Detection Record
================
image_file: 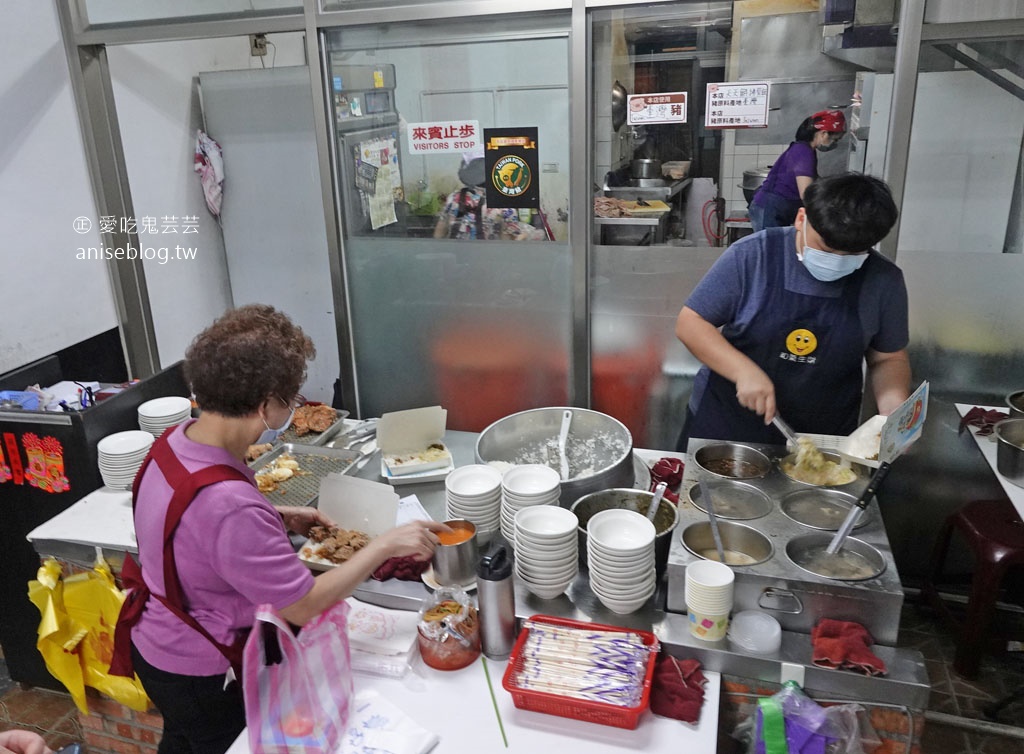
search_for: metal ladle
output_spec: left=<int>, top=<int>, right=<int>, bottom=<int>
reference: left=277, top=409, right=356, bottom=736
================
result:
left=697, top=480, right=727, bottom=563
left=557, top=409, right=572, bottom=481
left=825, top=461, right=893, bottom=555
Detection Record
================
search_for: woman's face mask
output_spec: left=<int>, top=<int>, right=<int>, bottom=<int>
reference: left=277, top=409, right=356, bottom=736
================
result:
left=798, top=244, right=868, bottom=281
left=256, top=400, right=295, bottom=444
left=816, top=133, right=843, bottom=152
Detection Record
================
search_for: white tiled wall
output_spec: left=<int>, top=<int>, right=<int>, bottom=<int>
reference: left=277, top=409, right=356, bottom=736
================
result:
left=719, top=131, right=790, bottom=220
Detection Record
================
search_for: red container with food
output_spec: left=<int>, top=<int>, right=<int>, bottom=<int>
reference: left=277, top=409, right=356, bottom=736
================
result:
left=417, top=591, right=481, bottom=670
left=501, top=615, right=659, bottom=729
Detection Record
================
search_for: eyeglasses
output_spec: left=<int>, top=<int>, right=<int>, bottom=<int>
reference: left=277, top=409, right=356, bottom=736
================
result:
left=276, top=394, right=305, bottom=410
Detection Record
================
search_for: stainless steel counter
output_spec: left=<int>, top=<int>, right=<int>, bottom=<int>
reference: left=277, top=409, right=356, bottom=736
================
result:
left=29, top=427, right=929, bottom=708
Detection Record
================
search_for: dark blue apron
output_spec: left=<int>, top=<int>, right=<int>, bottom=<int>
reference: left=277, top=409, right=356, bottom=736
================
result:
left=682, top=232, right=868, bottom=446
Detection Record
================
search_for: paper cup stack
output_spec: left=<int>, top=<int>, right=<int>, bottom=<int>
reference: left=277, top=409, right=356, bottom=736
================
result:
left=138, top=396, right=192, bottom=437
left=444, top=464, right=502, bottom=538
left=684, top=560, right=735, bottom=641
left=97, top=430, right=154, bottom=489
left=513, top=506, right=578, bottom=600
left=586, top=510, right=657, bottom=614
left=499, top=464, right=561, bottom=545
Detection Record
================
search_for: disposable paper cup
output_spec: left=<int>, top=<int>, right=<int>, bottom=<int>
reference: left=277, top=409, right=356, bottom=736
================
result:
left=685, top=559, right=734, bottom=610
left=688, top=609, right=730, bottom=641
left=686, top=594, right=734, bottom=615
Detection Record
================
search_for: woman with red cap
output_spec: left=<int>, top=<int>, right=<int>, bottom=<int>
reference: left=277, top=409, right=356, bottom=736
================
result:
left=749, top=109, right=846, bottom=232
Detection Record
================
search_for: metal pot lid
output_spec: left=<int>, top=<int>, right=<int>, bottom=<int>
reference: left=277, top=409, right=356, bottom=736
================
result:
left=785, top=533, right=885, bottom=582
left=779, top=488, right=871, bottom=531
left=688, top=480, right=772, bottom=520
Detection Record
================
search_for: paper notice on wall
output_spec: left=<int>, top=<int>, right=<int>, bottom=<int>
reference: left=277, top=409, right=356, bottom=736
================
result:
left=357, top=137, right=401, bottom=229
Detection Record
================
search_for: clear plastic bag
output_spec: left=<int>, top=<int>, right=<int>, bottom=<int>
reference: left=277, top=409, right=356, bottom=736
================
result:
left=416, top=587, right=480, bottom=670
left=733, top=681, right=881, bottom=754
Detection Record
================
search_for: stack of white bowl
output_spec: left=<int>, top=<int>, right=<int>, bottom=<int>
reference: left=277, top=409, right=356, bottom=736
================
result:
left=499, top=464, right=561, bottom=545
left=444, top=464, right=502, bottom=537
left=513, top=506, right=578, bottom=599
left=138, top=396, right=192, bottom=437
left=97, top=430, right=155, bottom=489
left=586, top=510, right=657, bottom=614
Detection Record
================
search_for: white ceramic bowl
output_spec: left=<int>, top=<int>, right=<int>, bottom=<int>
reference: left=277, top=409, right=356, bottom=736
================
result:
left=502, top=464, right=561, bottom=497
left=516, top=563, right=578, bottom=585
left=586, top=509, right=655, bottom=552
left=514, top=506, right=579, bottom=540
left=592, top=581, right=656, bottom=614
left=445, top=465, right=503, bottom=498
left=97, top=430, right=155, bottom=457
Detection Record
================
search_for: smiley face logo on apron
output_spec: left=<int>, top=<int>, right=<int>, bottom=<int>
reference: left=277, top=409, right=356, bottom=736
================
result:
left=785, top=328, right=818, bottom=357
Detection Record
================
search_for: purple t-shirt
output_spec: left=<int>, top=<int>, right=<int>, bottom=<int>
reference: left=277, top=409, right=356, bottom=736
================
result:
left=132, top=420, right=314, bottom=676
left=685, top=227, right=909, bottom=413
left=752, top=142, right=817, bottom=203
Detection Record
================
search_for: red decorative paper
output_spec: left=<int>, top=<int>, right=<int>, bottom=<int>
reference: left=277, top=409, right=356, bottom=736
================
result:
left=20, top=434, right=69, bottom=494
left=0, top=441, right=10, bottom=483
left=3, top=433, right=24, bottom=485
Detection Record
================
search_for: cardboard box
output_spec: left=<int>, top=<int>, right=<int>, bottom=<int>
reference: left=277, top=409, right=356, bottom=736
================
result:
left=377, top=406, right=453, bottom=477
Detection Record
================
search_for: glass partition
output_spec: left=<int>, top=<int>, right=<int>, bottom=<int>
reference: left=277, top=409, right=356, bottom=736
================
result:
left=326, top=16, right=571, bottom=430
left=80, top=1, right=301, bottom=27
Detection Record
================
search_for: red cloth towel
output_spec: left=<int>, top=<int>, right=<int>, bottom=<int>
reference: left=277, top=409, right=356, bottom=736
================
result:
left=650, top=457, right=685, bottom=504
left=371, top=555, right=430, bottom=582
left=650, top=655, right=706, bottom=724
left=811, top=619, right=887, bottom=676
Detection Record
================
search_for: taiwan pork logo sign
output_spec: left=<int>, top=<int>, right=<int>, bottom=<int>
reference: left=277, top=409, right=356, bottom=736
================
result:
left=483, top=127, right=539, bottom=209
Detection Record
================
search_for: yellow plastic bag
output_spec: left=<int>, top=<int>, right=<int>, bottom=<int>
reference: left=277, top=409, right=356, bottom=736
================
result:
left=28, top=556, right=151, bottom=714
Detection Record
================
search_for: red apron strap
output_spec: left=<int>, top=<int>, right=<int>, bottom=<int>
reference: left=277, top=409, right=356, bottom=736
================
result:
left=112, top=429, right=254, bottom=678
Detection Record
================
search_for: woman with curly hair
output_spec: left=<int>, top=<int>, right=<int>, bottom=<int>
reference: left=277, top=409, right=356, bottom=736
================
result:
left=114, top=304, right=447, bottom=754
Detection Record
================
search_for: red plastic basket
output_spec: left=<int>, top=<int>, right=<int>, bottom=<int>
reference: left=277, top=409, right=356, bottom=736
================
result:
left=501, top=615, right=660, bottom=730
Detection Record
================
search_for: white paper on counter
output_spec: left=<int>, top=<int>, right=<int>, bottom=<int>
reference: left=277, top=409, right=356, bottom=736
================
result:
left=396, top=494, right=432, bottom=525
left=339, top=689, right=439, bottom=754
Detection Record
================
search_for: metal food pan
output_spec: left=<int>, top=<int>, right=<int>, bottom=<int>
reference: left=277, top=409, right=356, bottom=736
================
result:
left=277, top=409, right=351, bottom=447
left=251, top=443, right=361, bottom=507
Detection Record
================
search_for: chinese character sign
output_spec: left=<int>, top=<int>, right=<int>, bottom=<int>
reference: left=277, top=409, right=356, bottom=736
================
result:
left=705, top=82, right=770, bottom=129
left=407, top=120, right=481, bottom=154
left=626, top=93, right=687, bottom=125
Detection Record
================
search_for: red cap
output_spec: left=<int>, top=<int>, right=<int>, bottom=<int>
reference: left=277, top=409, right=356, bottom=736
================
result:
left=812, top=109, right=846, bottom=133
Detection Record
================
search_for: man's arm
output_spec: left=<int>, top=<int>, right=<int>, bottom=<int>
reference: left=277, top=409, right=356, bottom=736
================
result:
left=676, top=306, right=778, bottom=423
left=865, top=348, right=911, bottom=415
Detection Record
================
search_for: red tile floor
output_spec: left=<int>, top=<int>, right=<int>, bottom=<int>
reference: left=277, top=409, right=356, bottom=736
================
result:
left=1, top=600, right=1022, bottom=753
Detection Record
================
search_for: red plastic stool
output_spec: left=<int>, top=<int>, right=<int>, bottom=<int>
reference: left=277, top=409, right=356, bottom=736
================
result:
left=922, top=499, right=1024, bottom=678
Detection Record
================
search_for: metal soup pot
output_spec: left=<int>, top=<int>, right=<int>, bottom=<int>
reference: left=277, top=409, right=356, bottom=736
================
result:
left=475, top=407, right=634, bottom=508
left=994, top=418, right=1024, bottom=488
left=631, top=159, right=662, bottom=180
left=1006, top=390, right=1024, bottom=419
left=571, top=488, right=679, bottom=576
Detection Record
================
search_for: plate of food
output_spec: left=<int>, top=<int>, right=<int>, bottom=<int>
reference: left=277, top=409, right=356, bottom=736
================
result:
left=298, top=524, right=371, bottom=572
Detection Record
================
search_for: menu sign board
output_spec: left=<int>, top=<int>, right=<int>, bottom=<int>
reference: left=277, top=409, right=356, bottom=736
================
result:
left=407, top=120, right=481, bottom=155
left=626, top=92, right=687, bottom=125
left=705, top=82, right=770, bottom=129
left=879, top=381, right=929, bottom=464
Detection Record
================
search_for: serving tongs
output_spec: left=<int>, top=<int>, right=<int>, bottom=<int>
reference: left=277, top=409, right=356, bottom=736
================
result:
left=772, top=414, right=804, bottom=451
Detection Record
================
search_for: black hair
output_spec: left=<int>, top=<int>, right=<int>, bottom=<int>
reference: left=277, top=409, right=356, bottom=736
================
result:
left=803, top=173, right=899, bottom=253
left=795, top=117, right=817, bottom=143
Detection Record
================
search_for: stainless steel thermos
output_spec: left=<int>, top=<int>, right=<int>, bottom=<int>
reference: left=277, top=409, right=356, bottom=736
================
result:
left=476, top=545, right=516, bottom=659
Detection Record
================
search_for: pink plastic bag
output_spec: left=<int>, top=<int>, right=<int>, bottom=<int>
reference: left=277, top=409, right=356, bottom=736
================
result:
left=243, top=602, right=352, bottom=754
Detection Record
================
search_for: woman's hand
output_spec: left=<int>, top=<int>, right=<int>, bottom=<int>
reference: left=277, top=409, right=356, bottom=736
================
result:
left=0, top=730, right=54, bottom=754
left=279, top=506, right=334, bottom=537
left=370, top=520, right=452, bottom=562
left=735, top=365, right=777, bottom=423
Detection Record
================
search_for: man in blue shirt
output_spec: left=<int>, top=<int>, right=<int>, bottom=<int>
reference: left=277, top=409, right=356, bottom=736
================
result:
left=676, top=173, right=910, bottom=450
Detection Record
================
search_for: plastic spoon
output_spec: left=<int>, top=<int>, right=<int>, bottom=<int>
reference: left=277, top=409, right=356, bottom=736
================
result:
left=647, top=482, right=668, bottom=522
left=698, top=481, right=727, bottom=564
left=557, top=409, right=572, bottom=481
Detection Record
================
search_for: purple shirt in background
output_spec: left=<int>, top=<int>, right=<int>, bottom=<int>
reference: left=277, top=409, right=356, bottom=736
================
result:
left=752, top=142, right=817, bottom=204
left=132, top=420, right=314, bottom=676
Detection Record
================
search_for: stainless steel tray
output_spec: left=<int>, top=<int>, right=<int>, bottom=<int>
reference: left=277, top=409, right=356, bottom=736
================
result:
left=277, top=409, right=351, bottom=447
left=251, top=443, right=361, bottom=507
